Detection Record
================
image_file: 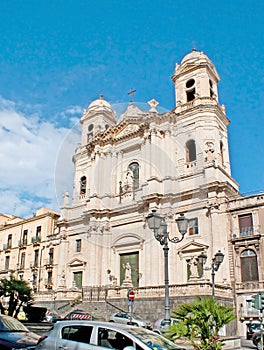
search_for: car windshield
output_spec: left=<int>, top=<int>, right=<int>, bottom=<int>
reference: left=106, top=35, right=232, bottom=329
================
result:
left=128, top=328, right=180, bottom=349
left=0, top=316, right=29, bottom=332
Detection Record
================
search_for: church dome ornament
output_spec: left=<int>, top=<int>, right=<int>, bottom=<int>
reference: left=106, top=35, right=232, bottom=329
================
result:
left=87, top=95, right=113, bottom=111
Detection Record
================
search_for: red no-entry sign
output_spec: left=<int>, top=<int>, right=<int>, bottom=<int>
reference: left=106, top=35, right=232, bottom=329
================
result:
left=128, top=290, right=135, bottom=301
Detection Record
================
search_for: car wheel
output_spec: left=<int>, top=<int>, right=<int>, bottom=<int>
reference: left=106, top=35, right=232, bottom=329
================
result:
left=109, top=320, right=114, bottom=322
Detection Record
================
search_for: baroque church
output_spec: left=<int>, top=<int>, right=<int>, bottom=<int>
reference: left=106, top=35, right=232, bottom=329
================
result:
left=0, top=49, right=263, bottom=337
left=59, top=48, right=237, bottom=291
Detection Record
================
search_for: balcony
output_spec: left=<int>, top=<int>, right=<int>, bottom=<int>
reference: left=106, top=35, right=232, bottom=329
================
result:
left=18, top=239, right=27, bottom=248
left=30, top=262, right=38, bottom=271
left=17, top=264, right=25, bottom=271
left=3, top=243, right=11, bottom=252
left=236, top=281, right=264, bottom=293
left=31, top=236, right=41, bottom=246
left=44, top=259, right=54, bottom=270
left=44, top=279, right=53, bottom=289
left=231, top=225, right=261, bottom=242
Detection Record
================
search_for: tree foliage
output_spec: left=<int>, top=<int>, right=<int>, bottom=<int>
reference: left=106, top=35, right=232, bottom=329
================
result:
left=0, top=276, right=33, bottom=318
left=166, top=297, right=235, bottom=350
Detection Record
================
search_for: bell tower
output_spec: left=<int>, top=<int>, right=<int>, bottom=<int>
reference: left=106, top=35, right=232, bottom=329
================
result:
left=80, top=95, right=117, bottom=146
left=171, top=49, right=238, bottom=191
left=172, top=49, right=220, bottom=106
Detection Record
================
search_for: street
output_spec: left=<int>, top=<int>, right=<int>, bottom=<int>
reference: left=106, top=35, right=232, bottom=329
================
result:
left=240, top=339, right=256, bottom=349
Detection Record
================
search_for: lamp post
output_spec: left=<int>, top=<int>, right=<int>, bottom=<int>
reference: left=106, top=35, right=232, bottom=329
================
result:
left=198, top=250, right=224, bottom=299
left=146, top=210, right=188, bottom=325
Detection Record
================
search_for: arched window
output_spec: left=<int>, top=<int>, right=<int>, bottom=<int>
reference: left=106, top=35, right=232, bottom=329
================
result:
left=186, top=79, right=196, bottom=102
left=186, top=140, right=196, bottom=163
left=87, top=124, right=94, bottom=141
left=241, top=249, right=259, bottom=282
left=209, top=79, right=214, bottom=98
left=220, top=141, right=224, bottom=165
left=80, top=176, right=87, bottom=195
left=128, top=162, right=139, bottom=189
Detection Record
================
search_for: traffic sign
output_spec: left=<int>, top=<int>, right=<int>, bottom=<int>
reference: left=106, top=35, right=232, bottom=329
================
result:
left=128, top=290, right=135, bottom=302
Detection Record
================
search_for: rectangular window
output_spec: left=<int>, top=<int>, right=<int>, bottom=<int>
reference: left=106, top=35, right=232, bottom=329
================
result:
left=20, top=252, right=26, bottom=269
left=22, top=230, right=28, bottom=244
left=239, top=214, right=253, bottom=237
left=5, top=256, right=10, bottom=270
left=47, top=271, right=52, bottom=285
left=188, top=218, right=199, bottom=235
left=76, top=239, right=81, bottom=252
left=7, top=234, right=12, bottom=248
left=34, top=250, right=39, bottom=267
left=49, top=248, right=54, bottom=265
left=36, top=226, right=41, bottom=237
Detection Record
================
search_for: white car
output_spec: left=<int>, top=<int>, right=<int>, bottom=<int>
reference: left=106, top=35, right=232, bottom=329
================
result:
left=152, top=318, right=179, bottom=334
left=36, top=320, right=186, bottom=350
left=109, top=312, right=151, bottom=329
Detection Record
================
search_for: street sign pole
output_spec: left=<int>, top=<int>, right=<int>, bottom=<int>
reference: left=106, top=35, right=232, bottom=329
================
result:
left=127, top=289, right=135, bottom=325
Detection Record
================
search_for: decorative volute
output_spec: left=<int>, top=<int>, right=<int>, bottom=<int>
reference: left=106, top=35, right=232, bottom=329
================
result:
left=171, top=49, right=220, bottom=107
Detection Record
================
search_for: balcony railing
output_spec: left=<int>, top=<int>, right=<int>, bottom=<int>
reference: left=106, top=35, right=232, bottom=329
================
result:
left=44, top=279, right=53, bottom=289
left=18, top=239, right=27, bottom=247
left=44, top=259, right=54, bottom=269
left=31, top=236, right=41, bottom=244
left=3, top=243, right=11, bottom=251
left=236, top=280, right=264, bottom=292
left=231, top=225, right=261, bottom=239
left=30, top=262, right=38, bottom=270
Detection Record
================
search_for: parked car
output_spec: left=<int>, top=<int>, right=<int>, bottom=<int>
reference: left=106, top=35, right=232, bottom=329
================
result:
left=64, top=309, right=93, bottom=321
left=35, top=320, right=187, bottom=349
left=109, top=312, right=152, bottom=329
left=252, top=330, right=264, bottom=350
left=247, top=323, right=261, bottom=340
left=152, top=318, right=179, bottom=334
left=0, top=314, right=40, bottom=349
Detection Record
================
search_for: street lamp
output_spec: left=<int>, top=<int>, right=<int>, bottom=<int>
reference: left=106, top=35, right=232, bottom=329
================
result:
left=198, top=250, right=224, bottom=299
left=146, top=210, right=188, bottom=325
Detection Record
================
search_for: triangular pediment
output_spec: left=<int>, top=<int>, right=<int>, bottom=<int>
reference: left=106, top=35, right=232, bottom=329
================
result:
left=89, top=122, right=145, bottom=149
left=178, top=240, right=208, bottom=257
left=115, top=124, right=140, bottom=139
left=68, top=258, right=86, bottom=267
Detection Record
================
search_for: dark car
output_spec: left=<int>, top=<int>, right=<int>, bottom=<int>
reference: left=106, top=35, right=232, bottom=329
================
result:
left=0, top=314, right=40, bottom=349
left=247, top=323, right=261, bottom=340
left=64, top=309, right=93, bottom=321
left=252, top=330, right=264, bottom=350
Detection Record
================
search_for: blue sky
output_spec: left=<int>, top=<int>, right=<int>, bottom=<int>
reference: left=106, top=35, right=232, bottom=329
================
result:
left=0, top=0, right=263, bottom=217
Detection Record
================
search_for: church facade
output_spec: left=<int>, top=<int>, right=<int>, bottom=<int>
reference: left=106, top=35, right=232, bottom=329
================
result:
left=58, top=49, right=236, bottom=292
left=56, top=50, right=264, bottom=336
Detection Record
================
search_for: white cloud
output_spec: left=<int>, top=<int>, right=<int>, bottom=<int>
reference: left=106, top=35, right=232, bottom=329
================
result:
left=0, top=97, right=81, bottom=218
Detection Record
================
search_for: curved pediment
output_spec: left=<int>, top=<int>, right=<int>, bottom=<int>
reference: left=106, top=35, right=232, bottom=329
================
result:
left=112, top=234, right=144, bottom=251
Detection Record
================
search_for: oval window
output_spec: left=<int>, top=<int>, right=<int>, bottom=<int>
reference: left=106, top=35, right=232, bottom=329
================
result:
left=186, top=79, right=195, bottom=88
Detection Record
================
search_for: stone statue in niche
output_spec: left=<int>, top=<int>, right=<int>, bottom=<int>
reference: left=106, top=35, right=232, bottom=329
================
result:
left=126, top=169, right=134, bottom=186
left=123, top=262, right=132, bottom=281
left=188, top=257, right=199, bottom=279
left=205, top=142, right=215, bottom=162
left=121, top=262, right=133, bottom=287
